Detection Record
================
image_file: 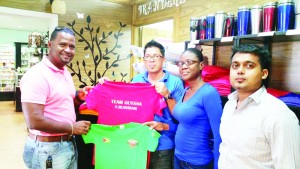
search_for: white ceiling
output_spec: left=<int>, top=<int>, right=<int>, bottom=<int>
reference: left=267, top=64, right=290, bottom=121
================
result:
left=0, top=0, right=142, bottom=33
left=0, top=3, right=171, bottom=34
left=0, top=13, right=50, bottom=33
left=0, top=6, right=56, bottom=34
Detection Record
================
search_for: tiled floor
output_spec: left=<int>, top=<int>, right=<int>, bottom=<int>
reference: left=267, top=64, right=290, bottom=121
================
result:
left=0, top=101, right=27, bottom=169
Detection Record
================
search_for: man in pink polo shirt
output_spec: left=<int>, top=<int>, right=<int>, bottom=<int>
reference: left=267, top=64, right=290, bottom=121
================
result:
left=20, top=27, right=91, bottom=169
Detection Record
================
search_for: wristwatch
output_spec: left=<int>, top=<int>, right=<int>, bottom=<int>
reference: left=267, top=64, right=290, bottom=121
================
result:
left=164, top=94, right=172, bottom=101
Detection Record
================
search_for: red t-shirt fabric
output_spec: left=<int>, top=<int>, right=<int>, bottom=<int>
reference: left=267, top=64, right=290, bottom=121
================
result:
left=206, top=75, right=231, bottom=96
left=267, top=88, right=290, bottom=98
left=202, top=65, right=230, bottom=82
left=201, top=65, right=231, bottom=96
left=86, top=81, right=166, bottom=125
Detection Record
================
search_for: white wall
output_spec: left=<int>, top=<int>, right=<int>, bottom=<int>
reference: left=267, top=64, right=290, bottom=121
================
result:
left=0, top=28, right=29, bottom=46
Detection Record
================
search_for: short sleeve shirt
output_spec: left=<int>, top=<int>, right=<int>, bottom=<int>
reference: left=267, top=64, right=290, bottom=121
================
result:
left=82, top=122, right=161, bottom=169
left=85, top=81, right=166, bottom=125
left=20, top=58, right=76, bottom=136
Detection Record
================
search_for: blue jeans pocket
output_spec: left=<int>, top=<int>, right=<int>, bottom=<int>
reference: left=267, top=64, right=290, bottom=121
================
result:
left=23, top=137, right=35, bottom=168
left=23, top=137, right=77, bottom=169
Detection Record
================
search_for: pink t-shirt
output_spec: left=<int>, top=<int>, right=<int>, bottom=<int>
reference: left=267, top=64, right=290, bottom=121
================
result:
left=86, top=81, right=166, bottom=125
left=20, top=58, right=76, bottom=136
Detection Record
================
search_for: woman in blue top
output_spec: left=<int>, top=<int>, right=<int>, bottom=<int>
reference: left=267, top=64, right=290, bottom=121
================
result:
left=173, top=48, right=222, bottom=169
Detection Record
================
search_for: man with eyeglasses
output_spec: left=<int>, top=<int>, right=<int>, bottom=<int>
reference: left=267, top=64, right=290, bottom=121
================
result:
left=20, top=27, right=91, bottom=169
left=132, top=40, right=184, bottom=169
left=99, top=40, right=184, bottom=169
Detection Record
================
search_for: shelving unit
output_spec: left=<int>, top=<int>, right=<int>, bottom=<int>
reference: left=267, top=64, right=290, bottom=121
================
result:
left=186, top=37, right=236, bottom=65
left=0, top=45, right=15, bottom=101
left=186, top=31, right=300, bottom=120
left=0, top=42, right=44, bottom=102
left=187, top=31, right=300, bottom=63
left=13, top=42, right=44, bottom=111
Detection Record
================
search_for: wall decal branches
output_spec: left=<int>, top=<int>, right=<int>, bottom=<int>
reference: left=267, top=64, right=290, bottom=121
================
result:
left=66, top=15, right=132, bottom=88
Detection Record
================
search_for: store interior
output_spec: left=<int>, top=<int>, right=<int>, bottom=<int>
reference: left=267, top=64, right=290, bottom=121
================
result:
left=0, top=3, right=178, bottom=168
left=0, top=7, right=57, bottom=101
left=1, top=0, right=300, bottom=168
left=0, top=8, right=58, bottom=168
left=0, top=5, right=179, bottom=103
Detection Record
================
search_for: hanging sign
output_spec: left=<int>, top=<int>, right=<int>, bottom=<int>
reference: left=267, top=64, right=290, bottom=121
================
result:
left=138, top=0, right=186, bottom=16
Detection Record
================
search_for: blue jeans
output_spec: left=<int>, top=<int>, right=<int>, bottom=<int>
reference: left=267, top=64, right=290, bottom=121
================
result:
left=23, top=136, right=77, bottom=169
left=174, top=155, right=213, bottom=169
left=149, top=149, right=174, bottom=169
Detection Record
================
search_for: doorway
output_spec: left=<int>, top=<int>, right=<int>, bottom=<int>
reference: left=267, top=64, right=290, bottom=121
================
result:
left=140, top=19, right=174, bottom=47
left=0, top=6, right=58, bottom=101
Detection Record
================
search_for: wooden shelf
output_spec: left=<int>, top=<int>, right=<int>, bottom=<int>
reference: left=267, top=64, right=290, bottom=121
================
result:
left=187, top=31, right=300, bottom=46
left=187, top=37, right=235, bottom=47
left=186, top=31, right=300, bottom=114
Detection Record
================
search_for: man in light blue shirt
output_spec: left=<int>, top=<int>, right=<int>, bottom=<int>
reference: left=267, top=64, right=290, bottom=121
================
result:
left=132, top=40, right=184, bottom=169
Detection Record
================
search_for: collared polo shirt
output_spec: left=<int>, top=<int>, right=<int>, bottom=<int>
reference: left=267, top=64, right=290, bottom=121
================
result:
left=20, top=58, right=76, bottom=136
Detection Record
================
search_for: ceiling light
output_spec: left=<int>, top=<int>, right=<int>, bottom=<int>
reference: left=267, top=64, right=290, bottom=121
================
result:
left=51, top=0, right=67, bottom=15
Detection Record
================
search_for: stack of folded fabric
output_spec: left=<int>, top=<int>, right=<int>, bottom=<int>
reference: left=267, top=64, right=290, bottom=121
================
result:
left=267, top=88, right=300, bottom=107
left=200, top=65, right=300, bottom=106
left=202, top=65, right=231, bottom=96
left=279, top=93, right=300, bottom=107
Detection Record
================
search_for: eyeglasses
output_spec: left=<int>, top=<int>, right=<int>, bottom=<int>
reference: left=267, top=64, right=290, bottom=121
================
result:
left=176, top=60, right=200, bottom=67
left=143, top=55, right=163, bottom=61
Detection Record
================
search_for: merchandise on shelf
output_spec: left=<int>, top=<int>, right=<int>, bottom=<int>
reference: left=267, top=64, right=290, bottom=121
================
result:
left=0, top=45, right=15, bottom=92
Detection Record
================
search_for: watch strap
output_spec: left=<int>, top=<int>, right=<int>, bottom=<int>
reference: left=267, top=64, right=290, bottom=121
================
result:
left=164, top=94, right=172, bottom=100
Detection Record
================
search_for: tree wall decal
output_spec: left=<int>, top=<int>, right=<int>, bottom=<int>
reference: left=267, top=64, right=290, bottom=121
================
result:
left=66, top=15, right=132, bottom=88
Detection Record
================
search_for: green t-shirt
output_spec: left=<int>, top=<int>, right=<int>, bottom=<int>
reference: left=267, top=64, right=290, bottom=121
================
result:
left=82, top=122, right=161, bottom=169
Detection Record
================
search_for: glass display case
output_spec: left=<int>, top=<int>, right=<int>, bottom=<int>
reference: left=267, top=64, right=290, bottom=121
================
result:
left=13, top=42, right=44, bottom=107
left=0, top=42, right=44, bottom=101
left=15, top=42, right=42, bottom=73
left=0, top=45, right=15, bottom=92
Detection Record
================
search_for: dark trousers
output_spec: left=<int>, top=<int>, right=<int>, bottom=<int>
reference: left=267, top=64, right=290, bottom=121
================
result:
left=149, top=149, right=174, bottom=169
left=75, top=114, right=97, bottom=169
left=174, top=155, right=213, bottom=169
